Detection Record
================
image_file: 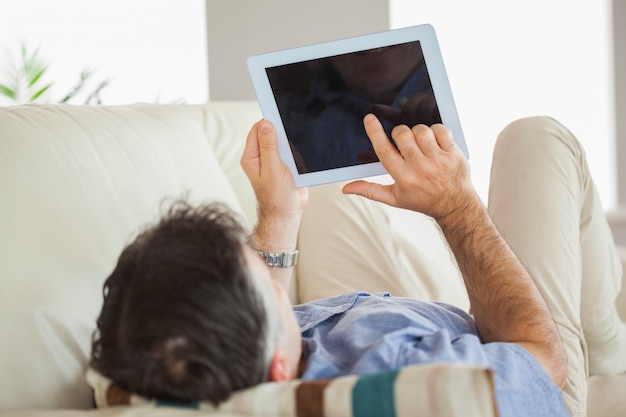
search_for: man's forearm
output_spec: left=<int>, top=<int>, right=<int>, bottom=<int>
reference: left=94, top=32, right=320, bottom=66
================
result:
left=240, top=119, right=309, bottom=292
left=341, top=116, right=567, bottom=387
left=248, top=212, right=301, bottom=292
left=437, top=194, right=567, bottom=388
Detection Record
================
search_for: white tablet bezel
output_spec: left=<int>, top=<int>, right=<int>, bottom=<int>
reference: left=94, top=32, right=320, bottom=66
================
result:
left=247, top=24, right=468, bottom=188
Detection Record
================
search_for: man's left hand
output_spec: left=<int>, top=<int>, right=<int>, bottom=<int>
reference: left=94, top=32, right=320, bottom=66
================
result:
left=240, top=120, right=308, bottom=251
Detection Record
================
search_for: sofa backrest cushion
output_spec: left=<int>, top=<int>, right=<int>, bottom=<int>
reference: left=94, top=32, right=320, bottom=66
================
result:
left=197, top=101, right=262, bottom=228
left=0, top=103, right=253, bottom=408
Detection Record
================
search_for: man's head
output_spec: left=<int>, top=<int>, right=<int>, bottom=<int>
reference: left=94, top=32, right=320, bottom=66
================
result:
left=90, top=201, right=300, bottom=405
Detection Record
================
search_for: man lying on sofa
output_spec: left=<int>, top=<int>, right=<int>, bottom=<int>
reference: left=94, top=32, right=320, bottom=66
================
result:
left=90, top=114, right=626, bottom=417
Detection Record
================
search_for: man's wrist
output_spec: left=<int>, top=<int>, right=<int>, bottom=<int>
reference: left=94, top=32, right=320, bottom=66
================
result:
left=252, top=214, right=301, bottom=251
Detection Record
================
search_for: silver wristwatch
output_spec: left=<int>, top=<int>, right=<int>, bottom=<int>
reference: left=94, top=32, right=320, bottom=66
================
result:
left=256, top=250, right=299, bottom=268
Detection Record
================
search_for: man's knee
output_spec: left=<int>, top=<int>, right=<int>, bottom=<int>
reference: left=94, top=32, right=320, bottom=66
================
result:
left=497, top=116, right=563, bottom=146
left=494, top=116, right=583, bottom=165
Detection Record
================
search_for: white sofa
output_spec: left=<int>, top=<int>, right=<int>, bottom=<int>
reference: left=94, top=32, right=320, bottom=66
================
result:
left=0, top=102, right=624, bottom=417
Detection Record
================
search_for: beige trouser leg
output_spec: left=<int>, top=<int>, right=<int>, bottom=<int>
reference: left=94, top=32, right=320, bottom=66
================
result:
left=487, top=116, right=624, bottom=417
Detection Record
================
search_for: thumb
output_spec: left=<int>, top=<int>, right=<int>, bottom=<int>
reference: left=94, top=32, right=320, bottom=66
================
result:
left=257, top=121, right=283, bottom=171
left=241, top=120, right=262, bottom=176
left=342, top=180, right=397, bottom=207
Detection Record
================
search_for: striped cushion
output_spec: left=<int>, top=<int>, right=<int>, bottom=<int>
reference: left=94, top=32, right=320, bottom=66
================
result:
left=86, top=364, right=497, bottom=417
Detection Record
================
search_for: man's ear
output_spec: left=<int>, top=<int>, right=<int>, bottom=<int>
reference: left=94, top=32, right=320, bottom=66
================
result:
left=268, top=348, right=291, bottom=382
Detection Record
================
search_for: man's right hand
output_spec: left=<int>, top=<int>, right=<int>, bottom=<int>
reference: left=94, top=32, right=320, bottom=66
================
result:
left=343, top=113, right=475, bottom=221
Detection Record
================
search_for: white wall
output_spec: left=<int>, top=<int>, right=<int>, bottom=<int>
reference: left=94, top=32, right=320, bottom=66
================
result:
left=0, top=0, right=208, bottom=105
left=1, top=0, right=615, bottom=209
left=205, top=0, right=389, bottom=100
left=390, top=0, right=616, bottom=209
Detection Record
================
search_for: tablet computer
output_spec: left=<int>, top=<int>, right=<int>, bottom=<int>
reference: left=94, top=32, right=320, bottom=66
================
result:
left=247, top=24, right=468, bottom=187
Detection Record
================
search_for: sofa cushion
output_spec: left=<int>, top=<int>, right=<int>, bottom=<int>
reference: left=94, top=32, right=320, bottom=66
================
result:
left=0, top=104, right=245, bottom=408
left=198, top=101, right=262, bottom=229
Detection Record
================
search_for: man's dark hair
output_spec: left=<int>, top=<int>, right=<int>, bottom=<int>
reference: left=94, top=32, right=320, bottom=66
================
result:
left=90, top=201, right=275, bottom=405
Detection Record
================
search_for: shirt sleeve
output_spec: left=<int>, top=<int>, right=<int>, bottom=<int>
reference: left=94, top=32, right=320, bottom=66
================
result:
left=396, top=330, right=569, bottom=417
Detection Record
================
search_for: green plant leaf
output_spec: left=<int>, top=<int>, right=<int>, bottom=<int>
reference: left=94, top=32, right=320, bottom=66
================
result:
left=3, top=41, right=111, bottom=104
left=22, top=46, right=33, bottom=74
left=84, top=78, right=110, bottom=104
left=59, top=78, right=85, bottom=103
left=0, top=84, right=17, bottom=99
left=79, top=68, right=93, bottom=81
left=22, top=43, right=42, bottom=72
left=29, top=83, right=52, bottom=102
left=27, top=65, right=47, bottom=88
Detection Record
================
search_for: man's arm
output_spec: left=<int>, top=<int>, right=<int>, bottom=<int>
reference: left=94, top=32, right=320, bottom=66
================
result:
left=343, top=114, right=567, bottom=389
left=240, top=120, right=308, bottom=291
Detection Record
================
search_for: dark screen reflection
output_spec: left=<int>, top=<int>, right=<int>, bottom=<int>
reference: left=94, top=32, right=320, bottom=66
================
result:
left=266, top=41, right=441, bottom=174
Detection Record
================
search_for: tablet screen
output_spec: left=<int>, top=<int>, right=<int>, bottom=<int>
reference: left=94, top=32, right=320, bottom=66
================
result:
left=266, top=40, right=440, bottom=174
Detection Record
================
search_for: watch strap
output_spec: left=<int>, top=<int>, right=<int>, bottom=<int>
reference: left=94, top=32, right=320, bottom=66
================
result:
left=256, top=250, right=299, bottom=268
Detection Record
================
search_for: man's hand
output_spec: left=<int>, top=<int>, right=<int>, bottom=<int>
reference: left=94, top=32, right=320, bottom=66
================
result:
left=344, top=114, right=567, bottom=389
left=241, top=120, right=309, bottom=221
left=240, top=120, right=308, bottom=289
left=343, top=114, right=474, bottom=221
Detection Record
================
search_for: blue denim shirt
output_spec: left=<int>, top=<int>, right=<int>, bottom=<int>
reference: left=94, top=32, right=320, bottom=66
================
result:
left=293, top=292, right=569, bottom=417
